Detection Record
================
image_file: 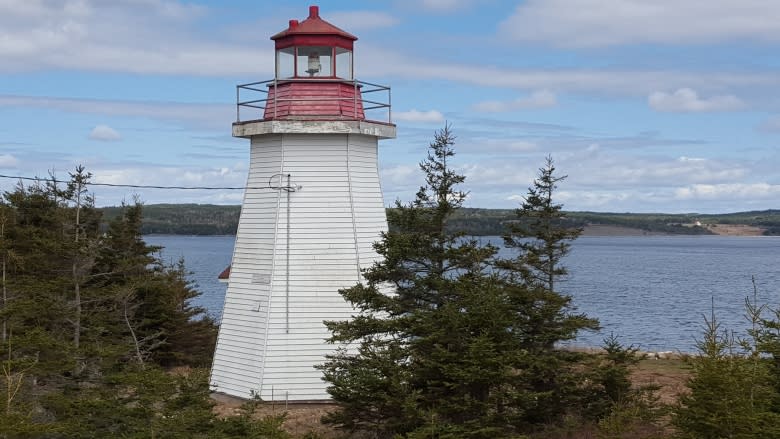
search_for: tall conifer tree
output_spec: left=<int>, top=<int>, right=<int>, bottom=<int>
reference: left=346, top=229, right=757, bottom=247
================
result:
left=503, top=156, right=581, bottom=293
left=320, top=128, right=599, bottom=438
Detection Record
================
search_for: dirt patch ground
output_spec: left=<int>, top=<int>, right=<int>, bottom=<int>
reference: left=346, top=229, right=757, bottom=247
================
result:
left=212, top=394, right=341, bottom=438
left=704, top=223, right=766, bottom=236
left=582, top=223, right=768, bottom=237
left=631, top=357, right=690, bottom=405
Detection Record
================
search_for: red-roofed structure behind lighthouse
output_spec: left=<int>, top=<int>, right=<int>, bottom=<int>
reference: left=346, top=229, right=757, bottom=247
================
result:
left=210, top=5, right=395, bottom=402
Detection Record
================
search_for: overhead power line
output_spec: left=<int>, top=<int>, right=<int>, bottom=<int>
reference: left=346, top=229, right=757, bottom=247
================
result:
left=0, top=173, right=300, bottom=192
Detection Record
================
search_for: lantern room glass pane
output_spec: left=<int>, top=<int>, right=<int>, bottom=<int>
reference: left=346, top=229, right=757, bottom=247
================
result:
left=335, top=47, right=352, bottom=79
left=276, top=47, right=294, bottom=79
left=297, top=46, right=332, bottom=77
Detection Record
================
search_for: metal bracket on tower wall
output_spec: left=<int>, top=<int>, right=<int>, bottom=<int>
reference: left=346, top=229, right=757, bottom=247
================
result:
left=269, top=172, right=300, bottom=192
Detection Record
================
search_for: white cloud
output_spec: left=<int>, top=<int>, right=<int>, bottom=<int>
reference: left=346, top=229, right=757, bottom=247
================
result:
left=374, top=140, right=777, bottom=212
left=460, top=161, right=537, bottom=187
left=677, top=156, right=706, bottom=162
left=460, top=147, right=750, bottom=193
left=0, top=0, right=271, bottom=76
left=570, top=154, right=747, bottom=187
left=473, top=90, right=557, bottom=112
left=648, top=88, right=744, bottom=112
left=498, top=0, right=780, bottom=47
left=0, top=154, right=19, bottom=167
left=1, top=0, right=776, bottom=101
left=381, top=164, right=419, bottom=186
left=444, top=151, right=776, bottom=212
left=0, top=95, right=233, bottom=130
left=674, top=183, right=780, bottom=201
left=394, top=109, right=445, bottom=123
left=89, top=124, right=121, bottom=141
left=85, top=163, right=249, bottom=205
left=1, top=149, right=251, bottom=206
left=357, top=43, right=780, bottom=96
left=380, top=164, right=422, bottom=203
left=326, top=11, right=399, bottom=30
left=554, top=190, right=633, bottom=209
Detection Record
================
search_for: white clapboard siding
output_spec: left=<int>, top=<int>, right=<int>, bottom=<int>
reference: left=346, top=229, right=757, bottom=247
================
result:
left=210, top=132, right=388, bottom=401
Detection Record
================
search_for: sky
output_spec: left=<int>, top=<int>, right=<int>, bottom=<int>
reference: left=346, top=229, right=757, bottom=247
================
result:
left=1, top=0, right=779, bottom=213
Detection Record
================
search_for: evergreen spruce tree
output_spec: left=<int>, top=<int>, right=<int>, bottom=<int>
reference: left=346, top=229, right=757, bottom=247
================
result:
left=674, top=302, right=780, bottom=439
left=503, top=155, right=582, bottom=293
left=579, top=335, right=664, bottom=438
left=752, top=277, right=780, bottom=416
left=1, top=179, right=75, bottom=381
left=320, top=128, right=598, bottom=438
left=497, top=156, right=599, bottom=425
left=0, top=202, right=11, bottom=345
left=62, top=165, right=101, bottom=351
left=319, top=125, right=474, bottom=436
left=92, top=200, right=217, bottom=367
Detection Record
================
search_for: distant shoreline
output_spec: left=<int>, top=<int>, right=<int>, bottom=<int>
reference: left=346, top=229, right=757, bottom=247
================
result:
left=581, top=224, right=669, bottom=236
left=105, top=205, right=780, bottom=237
left=144, top=226, right=775, bottom=238
left=581, top=223, right=767, bottom=237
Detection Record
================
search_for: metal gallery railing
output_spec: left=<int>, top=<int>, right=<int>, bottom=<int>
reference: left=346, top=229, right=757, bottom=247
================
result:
left=236, top=78, right=392, bottom=123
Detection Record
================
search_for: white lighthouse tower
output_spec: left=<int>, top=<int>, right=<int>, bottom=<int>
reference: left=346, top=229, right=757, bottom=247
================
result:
left=210, top=5, right=395, bottom=401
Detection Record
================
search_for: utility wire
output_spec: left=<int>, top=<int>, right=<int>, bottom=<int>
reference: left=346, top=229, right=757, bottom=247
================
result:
left=0, top=173, right=299, bottom=192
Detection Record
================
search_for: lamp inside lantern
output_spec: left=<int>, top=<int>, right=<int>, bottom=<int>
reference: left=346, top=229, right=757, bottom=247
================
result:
left=306, top=52, right=321, bottom=76
left=295, top=46, right=331, bottom=78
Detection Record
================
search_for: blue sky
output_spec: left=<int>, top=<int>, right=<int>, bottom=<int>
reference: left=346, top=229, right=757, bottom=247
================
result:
left=1, top=0, right=779, bottom=213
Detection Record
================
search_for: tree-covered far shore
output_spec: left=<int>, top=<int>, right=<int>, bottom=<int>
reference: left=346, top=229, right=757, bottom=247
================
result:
left=100, top=203, right=780, bottom=236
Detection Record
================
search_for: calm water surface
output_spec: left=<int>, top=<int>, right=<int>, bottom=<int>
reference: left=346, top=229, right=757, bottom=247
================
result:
left=145, top=234, right=780, bottom=353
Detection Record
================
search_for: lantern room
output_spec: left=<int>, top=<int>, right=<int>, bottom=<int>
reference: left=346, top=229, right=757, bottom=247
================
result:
left=272, top=6, right=356, bottom=80
left=233, top=5, right=392, bottom=125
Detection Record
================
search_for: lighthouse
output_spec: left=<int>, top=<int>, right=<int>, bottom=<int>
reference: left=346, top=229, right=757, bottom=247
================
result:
left=210, top=5, right=395, bottom=401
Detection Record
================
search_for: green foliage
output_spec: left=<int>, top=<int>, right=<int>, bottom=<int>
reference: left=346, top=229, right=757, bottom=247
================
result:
left=755, top=285, right=780, bottom=413
left=216, top=395, right=292, bottom=439
left=44, top=366, right=292, bottom=438
left=582, top=336, right=664, bottom=438
left=320, top=129, right=599, bottom=438
left=580, top=335, right=649, bottom=421
left=503, top=156, right=583, bottom=293
left=495, top=157, right=600, bottom=427
left=673, top=298, right=780, bottom=439
left=127, top=260, right=218, bottom=367
left=0, top=170, right=224, bottom=437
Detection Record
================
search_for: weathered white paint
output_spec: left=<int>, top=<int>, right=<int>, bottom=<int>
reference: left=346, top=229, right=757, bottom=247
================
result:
left=233, top=119, right=396, bottom=139
left=210, top=127, right=393, bottom=401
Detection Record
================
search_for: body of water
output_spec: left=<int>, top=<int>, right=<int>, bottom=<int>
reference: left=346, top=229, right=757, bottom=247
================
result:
left=145, top=234, right=780, bottom=353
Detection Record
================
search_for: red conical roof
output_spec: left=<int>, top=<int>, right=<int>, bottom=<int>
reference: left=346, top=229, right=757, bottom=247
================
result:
left=271, top=6, right=357, bottom=44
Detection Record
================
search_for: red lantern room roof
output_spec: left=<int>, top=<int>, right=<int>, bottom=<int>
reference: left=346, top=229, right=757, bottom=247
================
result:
left=271, top=5, right=357, bottom=50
